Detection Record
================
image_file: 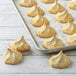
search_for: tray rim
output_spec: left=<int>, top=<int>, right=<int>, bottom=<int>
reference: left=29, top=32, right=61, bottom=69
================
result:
left=11, top=0, right=76, bottom=54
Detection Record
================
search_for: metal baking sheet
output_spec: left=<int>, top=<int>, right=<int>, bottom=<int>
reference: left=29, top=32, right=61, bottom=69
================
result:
left=12, top=0, right=76, bottom=53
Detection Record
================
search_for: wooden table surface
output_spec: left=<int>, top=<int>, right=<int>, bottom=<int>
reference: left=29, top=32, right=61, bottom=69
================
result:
left=0, top=0, right=76, bottom=76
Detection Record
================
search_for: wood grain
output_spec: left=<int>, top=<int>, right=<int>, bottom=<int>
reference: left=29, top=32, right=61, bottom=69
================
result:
left=0, top=15, right=22, bottom=26
left=0, top=4, right=17, bottom=14
left=0, top=73, right=76, bottom=76
left=0, top=74, right=76, bottom=76
left=0, top=0, right=11, bottom=4
left=0, top=27, right=30, bottom=40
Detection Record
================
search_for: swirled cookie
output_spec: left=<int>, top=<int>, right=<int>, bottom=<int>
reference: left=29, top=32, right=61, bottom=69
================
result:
left=68, top=0, right=76, bottom=10
left=31, top=14, right=49, bottom=27
left=67, top=33, right=76, bottom=45
left=49, top=51, right=72, bottom=69
left=40, top=0, right=55, bottom=4
left=48, top=1, right=65, bottom=14
left=3, top=48, right=23, bottom=65
left=36, top=23, right=56, bottom=38
left=55, top=10, right=73, bottom=23
left=27, top=5, right=44, bottom=17
left=9, top=36, right=30, bottom=52
left=19, top=0, right=37, bottom=7
left=42, top=36, right=64, bottom=49
left=62, top=22, right=76, bottom=35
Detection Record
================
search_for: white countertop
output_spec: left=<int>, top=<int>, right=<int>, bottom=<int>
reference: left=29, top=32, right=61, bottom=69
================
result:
left=0, top=0, right=76, bottom=76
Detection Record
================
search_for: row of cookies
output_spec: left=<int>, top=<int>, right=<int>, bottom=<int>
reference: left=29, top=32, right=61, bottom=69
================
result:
left=39, top=0, right=72, bottom=48
left=3, top=36, right=30, bottom=65
left=2, top=35, right=72, bottom=68
left=19, top=0, right=76, bottom=49
left=19, top=0, right=66, bottom=49
left=18, top=0, right=74, bottom=69
left=41, top=0, right=76, bottom=35
left=36, top=0, right=76, bottom=64
left=2, top=35, right=72, bottom=69
left=19, top=0, right=56, bottom=7
left=43, top=33, right=76, bottom=49
left=26, top=2, right=56, bottom=39
left=46, top=0, right=76, bottom=34
left=41, top=0, right=76, bottom=10
left=44, top=0, right=76, bottom=45
left=38, top=0, right=76, bottom=35
left=2, top=36, right=72, bottom=69
left=46, top=0, right=76, bottom=45
left=27, top=5, right=66, bottom=49
left=27, top=0, right=76, bottom=47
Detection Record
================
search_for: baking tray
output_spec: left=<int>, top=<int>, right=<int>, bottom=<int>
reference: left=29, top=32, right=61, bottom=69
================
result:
left=12, top=0, right=76, bottom=53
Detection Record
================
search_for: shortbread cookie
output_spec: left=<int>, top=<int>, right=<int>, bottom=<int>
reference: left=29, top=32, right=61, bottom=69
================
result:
left=3, top=48, right=23, bottom=65
left=27, top=5, right=44, bottom=17
left=49, top=51, right=72, bottom=69
left=62, top=22, right=76, bottom=35
left=67, top=33, right=76, bottom=45
left=42, top=36, right=64, bottom=49
left=9, top=36, right=30, bottom=52
left=48, top=1, right=65, bottom=14
left=55, top=10, right=73, bottom=23
left=68, top=0, right=76, bottom=10
left=36, top=23, right=56, bottom=38
left=31, top=14, right=49, bottom=27
left=19, top=0, right=37, bottom=7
